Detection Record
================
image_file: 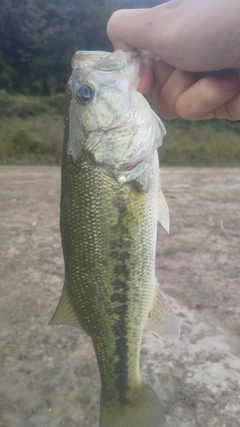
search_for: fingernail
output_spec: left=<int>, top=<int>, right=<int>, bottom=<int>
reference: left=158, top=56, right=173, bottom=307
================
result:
left=140, top=57, right=152, bottom=73
left=222, top=71, right=240, bottom=91
left=155, top=56, right=161, bottom=64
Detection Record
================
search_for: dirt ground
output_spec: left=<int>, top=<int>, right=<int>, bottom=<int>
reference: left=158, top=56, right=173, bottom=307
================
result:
left=0, top=166, right=240, bottom=427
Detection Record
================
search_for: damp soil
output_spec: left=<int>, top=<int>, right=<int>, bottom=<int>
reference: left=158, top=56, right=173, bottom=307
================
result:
left=0, top=166, right=240, bottom=427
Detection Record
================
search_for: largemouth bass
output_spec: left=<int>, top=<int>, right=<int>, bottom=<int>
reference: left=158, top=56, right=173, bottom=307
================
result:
left=50, top=49, right=180, bottom=427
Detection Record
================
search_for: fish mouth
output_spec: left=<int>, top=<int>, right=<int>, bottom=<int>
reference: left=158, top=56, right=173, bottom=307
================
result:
left=71, top=50, right=111, bottom=68
left=71, top=49, right=140, bottom=86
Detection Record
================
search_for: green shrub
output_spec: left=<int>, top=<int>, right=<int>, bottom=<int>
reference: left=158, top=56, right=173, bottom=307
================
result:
left=46, top=93, right=65, bottom=115
left=11, top=130, right=49, bottom=154
left=0, top=90, right=47, bottom=118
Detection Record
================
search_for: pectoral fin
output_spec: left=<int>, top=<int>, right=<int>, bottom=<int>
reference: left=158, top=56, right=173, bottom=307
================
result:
left=158, top=189, right=170, bottom=233
left=49, top=283, right=82, bottom=329
left=145, top=282, right=180, bottom=341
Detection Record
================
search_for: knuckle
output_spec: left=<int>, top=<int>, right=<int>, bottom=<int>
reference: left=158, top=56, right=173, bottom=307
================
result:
left=227, top=95, right=240, bottom=120
left=175, top=98, right=197, bottom=120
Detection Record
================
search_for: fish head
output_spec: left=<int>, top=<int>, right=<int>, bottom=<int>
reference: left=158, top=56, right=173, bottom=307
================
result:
left=67, top=50, right=166, bottom=169
left=69, top=50, right=139, bottom=130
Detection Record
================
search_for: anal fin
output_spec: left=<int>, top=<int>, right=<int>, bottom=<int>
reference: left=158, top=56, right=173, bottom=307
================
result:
left=49, top=283, right=82, bottom=329
left=145, top=281, right=180, bottom=341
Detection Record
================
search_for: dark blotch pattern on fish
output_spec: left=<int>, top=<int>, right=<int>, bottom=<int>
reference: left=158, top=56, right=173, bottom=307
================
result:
left=109, top=220, right=132, bottom=402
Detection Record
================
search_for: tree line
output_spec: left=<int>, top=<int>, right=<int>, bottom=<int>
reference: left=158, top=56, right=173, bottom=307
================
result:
left=0, top=0, right=165, bottom=95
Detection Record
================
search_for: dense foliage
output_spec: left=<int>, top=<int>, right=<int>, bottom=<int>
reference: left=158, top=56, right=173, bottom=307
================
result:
left=0, top=0, right=165, bottom=94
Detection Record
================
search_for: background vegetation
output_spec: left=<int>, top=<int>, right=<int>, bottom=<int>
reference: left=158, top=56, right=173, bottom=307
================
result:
left=0, top=0, right=164, bottom=95
left=0, top=0, right=239, bottom=166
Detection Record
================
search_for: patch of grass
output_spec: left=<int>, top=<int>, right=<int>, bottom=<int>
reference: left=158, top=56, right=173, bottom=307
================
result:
left=0, top=92, right=64, bottom=164
left=0, top=116, right=63, bottom=165
left=160, top=118, right=240, bottom=166
left=0, top=89, right=65, bottom=118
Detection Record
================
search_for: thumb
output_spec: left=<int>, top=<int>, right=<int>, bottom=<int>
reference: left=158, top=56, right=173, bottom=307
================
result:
left=107, top=7, right=166, bottom=53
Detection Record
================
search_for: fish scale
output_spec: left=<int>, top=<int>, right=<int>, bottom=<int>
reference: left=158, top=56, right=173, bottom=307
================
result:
left=50, top=50, right=180, bottom=427
left=62, top=156, right=157, bottom=398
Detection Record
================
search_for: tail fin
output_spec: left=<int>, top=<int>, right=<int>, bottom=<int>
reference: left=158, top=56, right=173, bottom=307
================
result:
left=100, top=382, right=166, bottom=427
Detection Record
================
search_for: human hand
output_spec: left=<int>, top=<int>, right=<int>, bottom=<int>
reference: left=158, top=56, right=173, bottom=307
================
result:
left=107, top=0, right=240, bottom=121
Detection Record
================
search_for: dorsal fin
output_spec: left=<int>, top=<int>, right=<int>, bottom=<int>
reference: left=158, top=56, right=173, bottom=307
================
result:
left=145, top=282, right=180, bottom=341
left=49, top=283, right=82, bottom=330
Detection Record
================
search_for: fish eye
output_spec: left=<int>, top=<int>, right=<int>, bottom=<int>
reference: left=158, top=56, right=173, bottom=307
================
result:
left=75, top=84, right=94, bottom=104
